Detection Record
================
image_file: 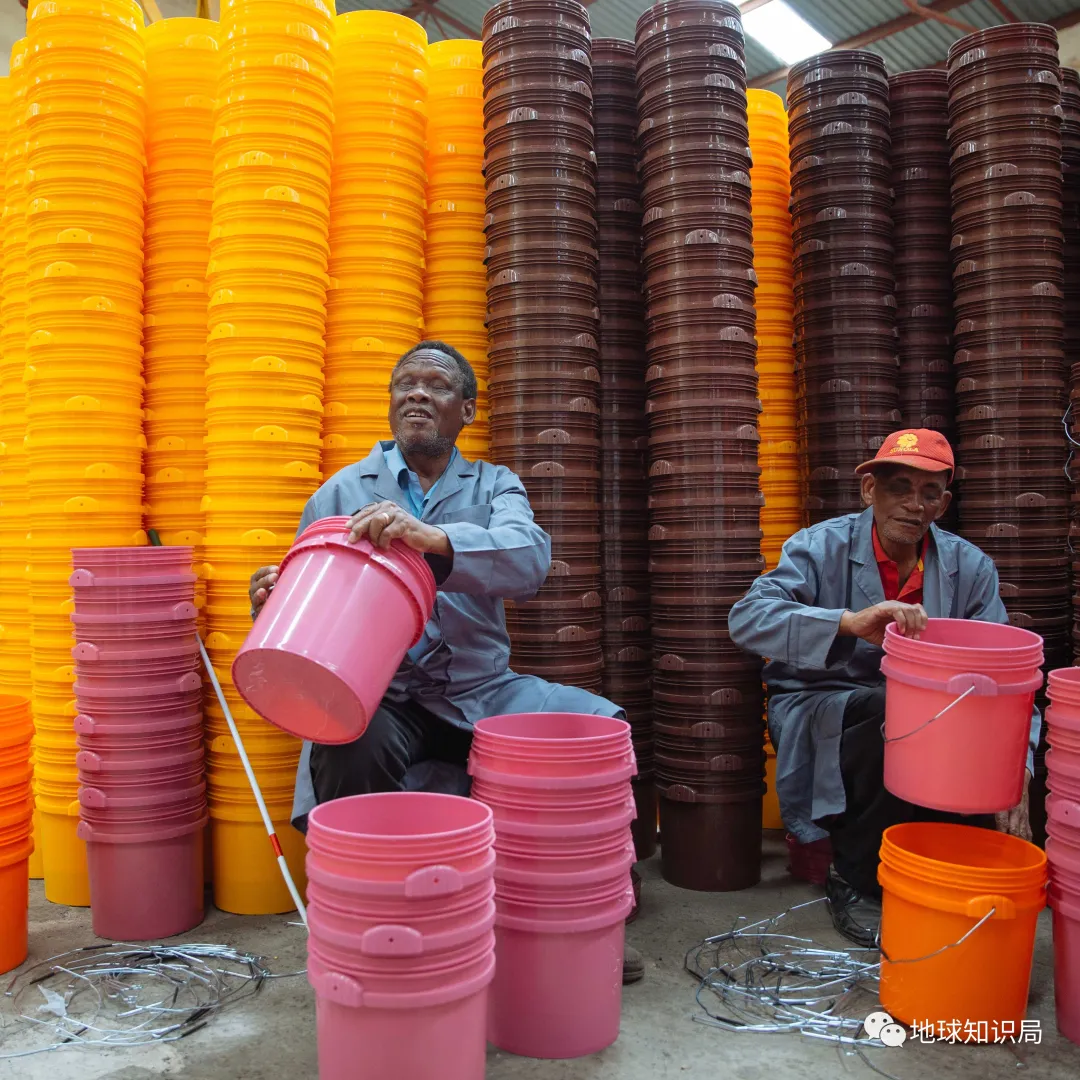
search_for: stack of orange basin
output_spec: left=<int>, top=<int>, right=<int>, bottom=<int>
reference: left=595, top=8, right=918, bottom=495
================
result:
left=201, top=0, right=336, bottom=915
left=23, top=0, right=149, bottom=906
left=320, top=11, right=428, bottom=478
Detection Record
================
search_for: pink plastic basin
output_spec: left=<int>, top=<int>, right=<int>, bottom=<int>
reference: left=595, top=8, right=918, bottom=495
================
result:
left=487, top=915, right=626, bottom=1059
left=84, top=818, right=205, bottom=940
left=1050, top=886, right=1080, bottom=1046
left=308, top=951, right=492, bottom=1080
left=307, top=793, right=493, bottom=882
left=880, top=619, right=1042, bottom=813
left=232, top=517, right=435, bottom=744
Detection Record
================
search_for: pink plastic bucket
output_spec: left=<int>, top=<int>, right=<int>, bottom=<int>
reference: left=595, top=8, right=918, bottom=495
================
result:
left=880, top=620, right=1043, bottom=813
left=75, top=670, right=203, bottom=701
left=74, top=709, right=203, bottom=739
left=79, top=802, right=207, bottom=835
left=1050, top=886, right=1080, bottom=1045
left=82, top=817, right=205, bottom=940
left=308, top=951, right=492, bottom=1080
left=1048, top=751, right=1080, bottom=801
left=72, top=640, right=200, bottom=665
left=306, top=793, right=493, bottom=882
left=488, top=915, right=626, bottom=1058
left=80, top=779, right=206, bottom=813
left=1047, top=668, right=1080, bottom=722
left=76, top=744, right=204, bottom=773
left=232, top=517, right=435, bottom=744
left=470, top=713, right=634, bottom=778
left=470, top=775, right=635, bottom=813
left=72, top=546, right=194, bottom=577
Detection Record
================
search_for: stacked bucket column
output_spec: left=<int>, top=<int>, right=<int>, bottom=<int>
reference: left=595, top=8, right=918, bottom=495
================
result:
left=321, top=12, right=427, bottom=479
left=592, top=39, right=654, bottom=860
left=142, top=19, right=218, bottom=585
left=203, top=0, right=335, bottom=914
left=0, top=697, right=33, bottom=974
left=1064, top=69, right=1080, bottom=665
left=747, top=89, right=800, bottom=575
left=482, top=0, right=604, bottom=693
left=1044, top=668, right=1080, bottom=1047
left=948, top=26, right=1071, bottom=678
left=0, top=43, right=39, bottom=879
left=746, top=88, right=799, bottom=833
left=634, top=0, right=764, bottom=892
left=424, top=40, right=490, bottom=460
left=71, top=547, right=206, bottom=941
left=890, top=71, right=955, bottom=442
left=24, top=0, right=148, bottom=906
left=787, top=52, right=900, bottom=524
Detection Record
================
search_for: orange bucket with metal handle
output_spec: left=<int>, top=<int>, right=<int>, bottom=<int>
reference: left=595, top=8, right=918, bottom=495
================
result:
left=878, top=822, right=1047, bottom=1034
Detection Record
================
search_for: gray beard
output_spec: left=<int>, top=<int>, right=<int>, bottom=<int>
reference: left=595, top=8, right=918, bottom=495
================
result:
left=395, top=428, right=455, bottom=459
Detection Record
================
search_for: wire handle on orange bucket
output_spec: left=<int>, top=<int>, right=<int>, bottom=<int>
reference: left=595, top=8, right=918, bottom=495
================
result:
left=877, top=904, right=998, bottom=964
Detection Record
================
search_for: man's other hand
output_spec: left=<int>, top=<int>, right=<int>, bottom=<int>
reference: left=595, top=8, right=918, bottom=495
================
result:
left=839, top=601, right=928, bottom=647
left=348, top=502, right=452, bottom=556
left=249, top=565, right=279, bottom=620
left=996, top=770, right=1033, bottom=843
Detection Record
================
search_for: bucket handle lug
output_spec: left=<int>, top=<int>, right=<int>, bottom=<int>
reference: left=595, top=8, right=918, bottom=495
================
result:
left=404, top=864, right=464, bottom=898
left=966, top=895, right=1015, bottom=919
left=1047, top=797, right=1080, bottom=826
left=360, top=924, right=425, bottom=957
left=308, top=968, right=365, bottom=1008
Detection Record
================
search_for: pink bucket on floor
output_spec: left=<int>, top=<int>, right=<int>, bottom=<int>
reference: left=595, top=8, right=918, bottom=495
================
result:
left=232, top=517, right=435, bottom=744
left=1051, top=885, right=1080, bottom=1045
left=82, top=816, right=205, bottom=940
left=488, top=914, right=626, bottom=1059
left=880, top=620, right=1043, bottom=813
left=308, top=950, right=492, bottom=1080
left=306, top=793, right=493, bottom=882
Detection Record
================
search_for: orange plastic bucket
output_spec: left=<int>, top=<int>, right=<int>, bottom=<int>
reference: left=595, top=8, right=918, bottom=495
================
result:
left=878, top=822, right=1047, bottom=1033
left=0, top=836, right=32, bottom=973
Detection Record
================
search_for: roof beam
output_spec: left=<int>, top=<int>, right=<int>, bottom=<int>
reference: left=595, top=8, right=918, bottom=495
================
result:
left=1053, top=7, right=1080, bottom=32
left=395, top=0, right=480, bottom=38
left=985, top=0, right=1018, bottom=21
left=748, top=0, right=976, bottom=88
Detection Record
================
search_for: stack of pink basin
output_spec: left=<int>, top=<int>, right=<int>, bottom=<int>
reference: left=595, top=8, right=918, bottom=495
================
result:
left=305, top=792, right=496, bottom=1080
left=70, top=546, right=206, bottom=940
left=469, top=712, right=636, bottom=1059
left=1046, top=667, right=1080, bottom=1046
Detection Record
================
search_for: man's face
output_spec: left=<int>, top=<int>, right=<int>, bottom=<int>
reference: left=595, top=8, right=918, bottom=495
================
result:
left=862, top=466, right=952, bottom=546
left=389, top=349, right=475, bottom=458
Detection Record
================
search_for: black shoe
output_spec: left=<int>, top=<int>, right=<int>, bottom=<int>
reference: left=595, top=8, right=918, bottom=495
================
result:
left=825, top=866, right=881, bottom=949
left=622, top=944, right=645, bottom=985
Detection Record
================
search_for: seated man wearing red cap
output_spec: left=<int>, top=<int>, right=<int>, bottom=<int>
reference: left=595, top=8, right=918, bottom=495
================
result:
left=729, top=429, right=1039, bottom=947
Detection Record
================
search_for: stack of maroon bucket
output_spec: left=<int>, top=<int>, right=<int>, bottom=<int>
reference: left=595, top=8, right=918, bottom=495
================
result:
left=1063, top=68, right=1080, bottom=664
left=889, top=70, right=954, bottom=441
left=947, top=24, right=1071, bottom=677
left=593, top=38, right=655, bottom=860
left=634, top=0, right=765, bottom=893
left=469, top=712, right=635, bottom=1059
left=70, top=546, right=206, bottom=940
left=787, top=50, right=901, bottom=524
left=482, top=0, right=604, bottom=694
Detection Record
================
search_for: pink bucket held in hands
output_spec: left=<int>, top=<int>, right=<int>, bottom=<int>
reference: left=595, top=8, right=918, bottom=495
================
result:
left=233, top=517, right=436, bottom=744
left=880, top=619, right=1043, bottom=813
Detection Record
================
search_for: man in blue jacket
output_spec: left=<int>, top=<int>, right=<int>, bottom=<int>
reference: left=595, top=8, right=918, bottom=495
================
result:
left=250, top=340, right=643, bottom=982
left=729, top=429, right=1039, bottom=947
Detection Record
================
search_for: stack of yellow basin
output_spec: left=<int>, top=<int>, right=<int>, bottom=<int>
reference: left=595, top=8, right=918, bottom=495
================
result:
left=321, top=11, right=427, bottom=478
left=23, top=0, right=148, bottom=905
left=142, top=19, right=219, bottom=599
left=423, top=39, right=489, bottom=458
left=748, top=89, right=801, bottom=574
left=202, top=0, right=335, bottom=915
left=0, top=48, right=40, bottom=879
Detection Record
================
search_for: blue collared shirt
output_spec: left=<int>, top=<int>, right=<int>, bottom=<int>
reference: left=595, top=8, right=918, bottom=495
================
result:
left=383, top=443, right=458, bottom=520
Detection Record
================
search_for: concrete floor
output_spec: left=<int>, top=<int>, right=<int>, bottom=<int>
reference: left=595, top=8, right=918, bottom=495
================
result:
left=2, top=835, right=1079, bottom=1080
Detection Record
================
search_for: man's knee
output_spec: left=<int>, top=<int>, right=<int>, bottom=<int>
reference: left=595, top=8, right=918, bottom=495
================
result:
left=310, top=704, right=412, bottom=803
left=843, top=685, right=887, bottom=729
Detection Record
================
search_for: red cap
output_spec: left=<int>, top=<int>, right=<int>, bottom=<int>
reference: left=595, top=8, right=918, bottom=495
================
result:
left=854, top=429, right=954, bottom=479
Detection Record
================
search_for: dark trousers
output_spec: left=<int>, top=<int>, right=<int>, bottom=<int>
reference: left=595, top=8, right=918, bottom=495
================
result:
left=309, top=697, right=474, bottom=810
left=823, top=686, right=994, bottom=897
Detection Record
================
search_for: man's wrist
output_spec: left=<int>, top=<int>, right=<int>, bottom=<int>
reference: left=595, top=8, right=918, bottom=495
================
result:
left=838, top=610, right=856, bottom=637
left=425, top=525, right=452, bottom=557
